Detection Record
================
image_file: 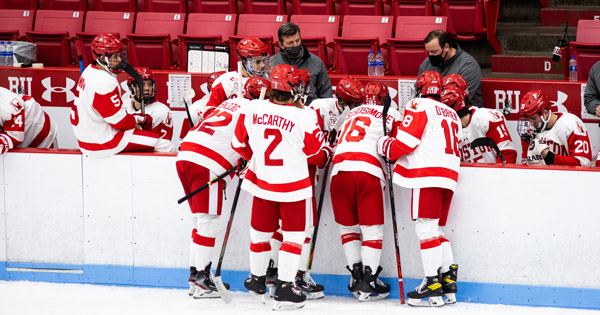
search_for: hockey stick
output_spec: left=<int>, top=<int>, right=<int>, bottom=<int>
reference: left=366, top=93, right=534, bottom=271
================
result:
left=214, top=175, right=244, bottom=304
left=177, top=166, right=237, bottom=204
left=307, top=106, right=350, bottom=270
left=470, top=137, right=506, bottom=164
left=380, top=94, right=405, bottom=304
left=183, top=89, right=196, bottom=128
left=123, top=63, right=145, bottom=116
left=75, top=40, right=85, bottom=74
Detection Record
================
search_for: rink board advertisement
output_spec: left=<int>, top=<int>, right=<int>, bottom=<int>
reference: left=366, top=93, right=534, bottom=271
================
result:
left=0, top=151, right=600, bottom=309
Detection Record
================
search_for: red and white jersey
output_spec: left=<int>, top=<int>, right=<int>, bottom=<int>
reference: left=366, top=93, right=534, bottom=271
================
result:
left=459, top=107, right=517, bottom=163
left=308, top=98, right=343, bottom=142
left=178, top=97, right=250, bottom=175
left=232, top=100, right=325, bottom=202
left=205, top=71, right=248, bottom=118
left=391, top=97, right=462, bottom=191
left=72, top=65, right=136, bottom=157
left=332, top=104, right=401, bottom=181
left=536, top=112, right=592, bottom=166
left=124, top=98, right=174, bottom=140
left=189, top=95, right=208, bottom=126
left=0, top=88, right=57, bottom=150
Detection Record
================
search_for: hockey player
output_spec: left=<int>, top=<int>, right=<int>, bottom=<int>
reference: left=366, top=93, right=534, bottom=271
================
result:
left=440, top=81, right=517, bottom=164
left=205, top=37, right=271, bottom=117
left=231, top=64, right=324, bottom=310
left=330, top=82, right=400, bottom=302
left=71, top=33, right=174, bottom=157
left=0, top=87, right=58, bottom=154
left=518, top=90, right=591, bottom=166
left=377, top=71, right=461, bottom=307
left=190, top=71, right=226, bottom=126
left=176, top=76, right=271, bottom=299
left=124, top=67, right=173, bottom=141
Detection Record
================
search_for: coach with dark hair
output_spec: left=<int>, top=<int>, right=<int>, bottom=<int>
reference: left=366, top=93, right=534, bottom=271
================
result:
left=270, top=22, right=332, bottom=105
left=418, top=30, right=483, bottom=107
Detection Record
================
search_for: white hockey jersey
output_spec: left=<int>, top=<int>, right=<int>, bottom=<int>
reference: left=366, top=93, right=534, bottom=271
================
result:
left=308, top=97, right=344, bottom=142
left=390, top=97, right=462, bottom=191
left=232, top=100, right=325, bottom=202
left=205, top=71, right=248, bottom=117
left=534, top=112, right=592, bottom=166
left=178, top=97, right=250, bottom=175
left=0, top=88, right=57, bottom=150
left=123, top=97, right=174, bottom=140
left=459, top=107, right=517, bottom=163
left=332, top=104, right=401, bottom=181
left=189, top=95, right=208, bottom=126
left=72, top=65, right=135, bottom=157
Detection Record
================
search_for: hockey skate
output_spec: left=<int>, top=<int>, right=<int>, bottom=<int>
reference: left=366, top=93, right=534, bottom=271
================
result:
left=441, top=264, right=458, bottom=304
left=346, top=262, right=364, bottom=299
left=193, top=263, right=229, bottom=299
left=244, top=274, right=267, bottom=304
left=295, top=270, right=325, bottom=299
left=358, top=266, right=390, bottom=302
left=407, top=276, right=445, bottom=307
left=272, top=280, right=306, bottom=311
left=188, top=267, right=197, bottom=296
left=266, top=259, right=278, bottom=297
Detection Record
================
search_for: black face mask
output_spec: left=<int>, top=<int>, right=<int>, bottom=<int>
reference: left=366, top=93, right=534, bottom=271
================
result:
left=428, top=48, right=447, bottom=68
left=283, top=45, right=302, bottom=59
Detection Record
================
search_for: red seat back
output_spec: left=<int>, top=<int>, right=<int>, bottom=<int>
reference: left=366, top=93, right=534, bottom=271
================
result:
left=290, top=14, right=339, bottom=67
left=26, top=10, right=84, bottom=66
left=442, top=0, right=485, bottom=41
left=292, top=0, right=334, bottom=15
left=340, top=0, right=383, bottom=16
left=46, top=0, right=88, bottom=10
left=391, top=0, right=433, bottom=16
left=179, top=13, right=237, bottom=69
left=231, top=14, right=287, bottom=70
left=571, top=20, right=600, bottom=81
left=145, top=0, right=187, bottom=12
left=244, top=0, right=287, bottom=14
left=128, top=12, right=185, bottom=69
left=0, top=0, right=39, bottom=10
left=0, top=9, right=35, bottom=40
left=193, top=0, right=239, bottom=13
left=76, top=11, right=135, bottom=67
left=95, top=0, right=138, bottom=11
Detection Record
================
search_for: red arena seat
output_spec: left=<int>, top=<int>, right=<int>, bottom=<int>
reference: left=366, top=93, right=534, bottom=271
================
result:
left=26, top=10, right=84, bottom=67
left=0, top=9, right=35, bottom=41
left=76, top=11, right=135, bottom=67
left=290, top=14, right=340, bottom=68
left=94, top=0, right=138, bottom=11
left=127, top=12, right=185, bottom=69
left=570, top=20, right=600, bottom=81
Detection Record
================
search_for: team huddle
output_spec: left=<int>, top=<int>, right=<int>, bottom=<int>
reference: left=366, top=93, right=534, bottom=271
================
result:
left=0, top=33, right=594, bottom=310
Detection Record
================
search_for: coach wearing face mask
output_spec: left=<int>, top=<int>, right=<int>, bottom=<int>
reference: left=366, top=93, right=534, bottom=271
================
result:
left=417, top=30, right=483, bottom=107
left=270, top=22, right=332, bottom=105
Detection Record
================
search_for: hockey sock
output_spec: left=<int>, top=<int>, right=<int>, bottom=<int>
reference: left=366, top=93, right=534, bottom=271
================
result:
left=439, top=235, right=454, bottom=273
left=249, top=228, right=272, bottom=277
left=193, top=214, right=219, bottom=270
left=190, top=228, right=197, bottom=267
left=278, top=231, right=305, bottom=282
left=297, top=226, right=314, bottom=271
left=360, top=224, right=384, bottom=270
left=339, top=224, right=362, bottom=267
left=416, top=219, right=442, bottom=277
left=270, top=229, right=283, bottom=268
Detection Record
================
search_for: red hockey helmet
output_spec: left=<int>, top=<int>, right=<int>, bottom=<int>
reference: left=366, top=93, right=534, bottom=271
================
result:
left=237, top=37, right=268, bottom=58
left=441, top=87, right=465, bottom=111
left=207, top=71, right=226, bottom=92
left=270, top=64, right=297, bottom=92
left=442, top=74, right=469, bottom=97
left=243, top=76, right=271, bottom=100
left=363, top=82, right=389, bottom=106
left=417, top=71, right=442, bottom=96
left=336, top=77, right=364, bottom=104
left=519, top=90, right=550, bottom=117
left=127, top=67, right=156, bottom=104
left=91, top=33, right=127, bottom=72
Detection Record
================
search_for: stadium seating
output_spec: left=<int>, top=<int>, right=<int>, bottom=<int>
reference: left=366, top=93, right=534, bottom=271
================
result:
left=332, top=15, right=393, bottom=75
left=570, top=20, right=600, bottom=81
left=46, top=0, right=88, bottom=10
left=94, top=0, right=138, bottom=11
left=290, top=14, right=340, bottom=68
left=0, top=9, right=35, bottom=41
left=178, top=13, right=237, bottom=70
left=292, top=0, right=334, bottom=15
left=193, top=0, right=241, bottom=13
left=144, top=0, right=188, bottom=12
left=340, top=0, right=384, bottom=16
left=26, top=10, right=84, bottom=67
left=441, top=0, right=501, bottom=53
left=229, top=14, right=288, bottom=70
left=390, top=0, right=433, bottom=16
left=387, top=16, right=447, bottom=76
left=76, top=11, right=135, bottom=67
left=0, top=0, right=39, bottom=10
left=244, top=0, right=288, bottom=14
left=127, top=12, right=185, bottom=69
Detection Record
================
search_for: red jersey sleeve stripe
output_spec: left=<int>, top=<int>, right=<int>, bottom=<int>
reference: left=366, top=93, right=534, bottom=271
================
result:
left=29, top=112, right=53, bottom=148
left=393, top=164, right=458, bottom=181
left=244, top=169, right=312, bottom=193
left=92, top=88, right=122, bottom=118
left=180, top=142, right=234, bottom=171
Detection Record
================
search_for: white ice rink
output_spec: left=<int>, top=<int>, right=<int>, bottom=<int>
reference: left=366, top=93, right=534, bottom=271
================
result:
left=1, top=281, right=599, bottom=315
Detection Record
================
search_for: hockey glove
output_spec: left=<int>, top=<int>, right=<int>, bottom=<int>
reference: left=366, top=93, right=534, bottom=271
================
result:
left=0, top=135, right=10, bottom=155
left=132, top=113, right=153, bottom=130
left=377, top=136, right=395, bottom=159
left=526, top=138, right=549, bottom=165
left=237, top=158, right=249, bottom=178
left=321, top=145, right=334, bottom=168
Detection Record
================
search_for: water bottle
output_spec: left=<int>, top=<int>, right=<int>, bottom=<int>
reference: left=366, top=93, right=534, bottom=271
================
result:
left=0, top=41, right=6, bottom=66
left=367, top=50, right=375, bottom=76
left=375, top=50, right=384, bottom=76
left=569, top=55, right=577, bottom=82
left=5, top=41, right=13, bottom=66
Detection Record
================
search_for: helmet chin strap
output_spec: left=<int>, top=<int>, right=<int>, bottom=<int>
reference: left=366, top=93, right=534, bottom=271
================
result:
left=536, top=109, right=551, bottom=132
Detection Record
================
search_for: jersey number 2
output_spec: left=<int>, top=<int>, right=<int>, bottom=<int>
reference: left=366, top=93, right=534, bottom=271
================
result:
left=198, top=110, right=232, bottom=136
left=264, top=128, right=283, bottom=166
